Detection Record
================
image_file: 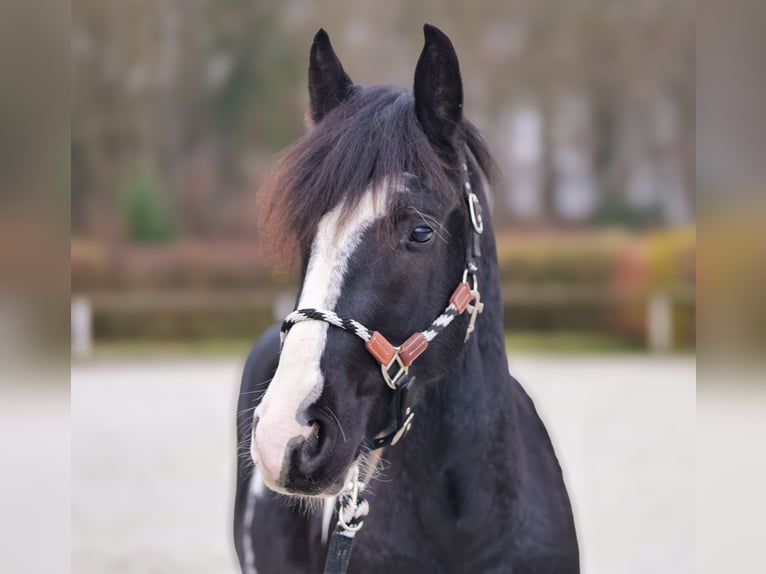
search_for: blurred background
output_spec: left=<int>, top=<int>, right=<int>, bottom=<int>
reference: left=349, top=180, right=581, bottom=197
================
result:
left=69, top=1, right=696, bottom=574
left=70, top=0, right=695, bottom=354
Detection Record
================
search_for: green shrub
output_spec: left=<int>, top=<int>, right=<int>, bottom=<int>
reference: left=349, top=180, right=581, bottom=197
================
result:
left=121, top=163, right=177, bottom=243
left=495, top=230, right=628, bottom=285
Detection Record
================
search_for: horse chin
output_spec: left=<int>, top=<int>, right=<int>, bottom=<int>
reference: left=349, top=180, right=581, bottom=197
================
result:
left=284, top=478, right=346, bottom=499
left=260, top=457, right=358, bottom=500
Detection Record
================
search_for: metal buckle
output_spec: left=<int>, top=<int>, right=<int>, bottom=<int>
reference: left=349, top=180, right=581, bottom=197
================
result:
left=468, top=192, right=484, bottom=234
left=462, top=268, right=479, bottom=292
left=465, top=290, right=484, bottom=342
left=461, top=269, right=483, bottom=341
left=381, top=350, right=408, bottom=390
left=390, top=407, right=415, bottom=446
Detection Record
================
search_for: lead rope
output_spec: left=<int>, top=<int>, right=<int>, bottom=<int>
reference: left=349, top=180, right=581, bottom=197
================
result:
left=322, top=463, right=368, bottom=574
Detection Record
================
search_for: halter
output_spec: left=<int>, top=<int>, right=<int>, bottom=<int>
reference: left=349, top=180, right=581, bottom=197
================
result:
left=281, top=268, right=479, bottom=389
left=280, top=159, right=484, bottom=448
left=279, top=158, right=485, bottom=574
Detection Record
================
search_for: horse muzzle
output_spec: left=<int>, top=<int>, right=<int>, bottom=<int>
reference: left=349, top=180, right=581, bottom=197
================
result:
left=251, top=407, right=349, bottom=496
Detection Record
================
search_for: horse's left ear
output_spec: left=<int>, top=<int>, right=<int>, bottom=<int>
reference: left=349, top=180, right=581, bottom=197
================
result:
left=413, top=24, right=464, bottom=150
left=308, top=29, right=353, bottom=124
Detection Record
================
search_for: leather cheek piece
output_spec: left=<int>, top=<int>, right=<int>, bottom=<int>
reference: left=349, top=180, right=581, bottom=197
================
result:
left=450, top=282, right=473, bottom=314
left=399, top=332, right=429, bottom=367
left=365, top=331, right=397, bottom=366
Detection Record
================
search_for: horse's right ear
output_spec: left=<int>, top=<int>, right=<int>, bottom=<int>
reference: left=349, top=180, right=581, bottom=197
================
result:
left=308, top=29, right=353, bottom=124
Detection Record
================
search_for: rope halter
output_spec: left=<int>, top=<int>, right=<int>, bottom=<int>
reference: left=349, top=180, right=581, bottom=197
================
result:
left=279, top=160, right=484, bottom=444
left=280, top=270, right=482, bottom=389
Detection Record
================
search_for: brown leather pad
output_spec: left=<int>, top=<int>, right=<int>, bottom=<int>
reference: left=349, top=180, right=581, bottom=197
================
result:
left=450, top=282, right=473, bottom=314
left=399, top=332, right=429, bottom=366
left=365, top=331, right=397, bottom=366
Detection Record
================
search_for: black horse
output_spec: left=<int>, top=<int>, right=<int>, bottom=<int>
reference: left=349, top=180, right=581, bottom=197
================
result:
left=234, top=25, right=579, bottom=574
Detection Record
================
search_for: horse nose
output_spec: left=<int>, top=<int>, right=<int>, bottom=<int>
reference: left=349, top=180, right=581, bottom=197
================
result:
left=289, top=417, right=336, bottom=478
left=252, top=414, right=316, bottom=486
left=252, top=401, right=345, bottom=493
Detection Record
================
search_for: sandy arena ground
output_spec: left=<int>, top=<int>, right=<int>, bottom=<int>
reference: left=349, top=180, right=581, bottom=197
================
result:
left=72, top=354, right=695, bottom=574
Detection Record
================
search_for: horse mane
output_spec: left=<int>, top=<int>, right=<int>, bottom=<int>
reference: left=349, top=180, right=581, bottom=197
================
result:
left=259, top=84, right=497, bottom=261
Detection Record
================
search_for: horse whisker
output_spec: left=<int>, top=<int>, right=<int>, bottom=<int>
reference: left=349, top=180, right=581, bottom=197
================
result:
left=320, top=405, right=347, bottom=444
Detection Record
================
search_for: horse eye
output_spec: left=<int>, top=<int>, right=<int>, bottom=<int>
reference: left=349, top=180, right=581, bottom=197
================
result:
left=409, top=225, right=434, bottom=244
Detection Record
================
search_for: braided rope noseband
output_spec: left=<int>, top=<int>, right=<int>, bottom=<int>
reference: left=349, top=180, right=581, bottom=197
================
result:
left=281, top=273, right=480, bottom=390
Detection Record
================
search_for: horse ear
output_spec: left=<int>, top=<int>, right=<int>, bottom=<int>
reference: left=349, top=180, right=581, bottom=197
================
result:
left=308, top=29, right=353, bottom=124
left=413, top=24, right=464, bottom=150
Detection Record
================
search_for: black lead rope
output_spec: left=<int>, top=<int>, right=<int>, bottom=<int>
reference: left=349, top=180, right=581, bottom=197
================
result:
left=323, top=531, right=355, bottom=574
left=323, top=523, right=358, bottom=574
left=321, top=158, right=482, bottom=574
left=324, top=383, right=413, bottom=574
left=323, top=469, right=369, bottom=574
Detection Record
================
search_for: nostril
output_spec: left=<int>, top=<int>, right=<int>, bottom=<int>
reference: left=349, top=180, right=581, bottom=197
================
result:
left=299, top=417, right=338, bottom=472
left=300, top=420, right=321, bottom=462
left=280, top=411, right=347, bottom=492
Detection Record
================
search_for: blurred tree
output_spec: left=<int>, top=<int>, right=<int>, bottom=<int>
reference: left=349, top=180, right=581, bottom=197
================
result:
left=71, top=0, right=695, bottom=240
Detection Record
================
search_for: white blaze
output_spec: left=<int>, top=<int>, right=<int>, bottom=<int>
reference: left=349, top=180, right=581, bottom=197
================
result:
left=251, top=185, right=389, bottom=489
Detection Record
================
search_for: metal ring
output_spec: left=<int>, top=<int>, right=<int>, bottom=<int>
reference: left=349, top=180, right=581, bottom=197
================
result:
left=337, top=510, right=364, bottom=532
left=462, top=268, right=479, bottom=292
left=468, top=192, right=484, bottom=234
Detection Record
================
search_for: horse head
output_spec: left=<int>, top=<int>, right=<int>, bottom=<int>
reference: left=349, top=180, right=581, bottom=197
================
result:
left=250, top=25, right=491, bottom=497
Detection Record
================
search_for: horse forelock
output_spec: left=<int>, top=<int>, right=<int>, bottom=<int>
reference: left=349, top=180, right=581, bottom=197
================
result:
left=258, top=84, right=480, bottom=262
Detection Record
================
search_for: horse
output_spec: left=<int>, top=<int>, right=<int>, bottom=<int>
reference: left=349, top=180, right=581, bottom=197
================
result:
left=234, top=24, right=579, bottom=574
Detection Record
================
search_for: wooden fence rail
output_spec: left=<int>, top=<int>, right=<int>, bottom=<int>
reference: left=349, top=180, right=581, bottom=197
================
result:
left=71, top=286, right=695, bottom=357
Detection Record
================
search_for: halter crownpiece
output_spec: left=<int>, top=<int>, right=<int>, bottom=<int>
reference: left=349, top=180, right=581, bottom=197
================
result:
left=279, top=155, right=484, bottom=448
